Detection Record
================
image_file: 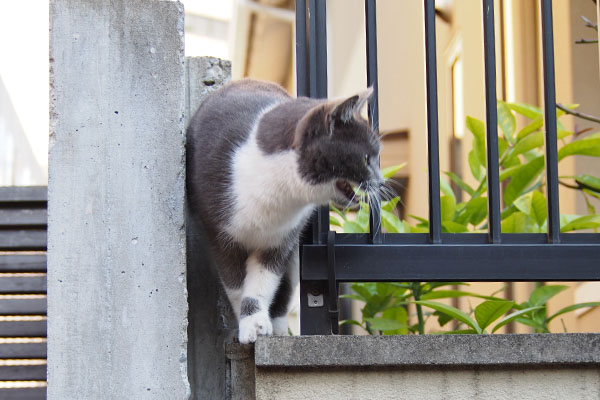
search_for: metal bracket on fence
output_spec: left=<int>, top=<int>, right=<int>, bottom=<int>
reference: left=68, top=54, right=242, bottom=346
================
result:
left=327, top=230, right=339, bottom=334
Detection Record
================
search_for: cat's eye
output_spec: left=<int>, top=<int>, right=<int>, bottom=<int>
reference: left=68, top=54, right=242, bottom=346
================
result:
left=364, top=154, right=370, bottom=166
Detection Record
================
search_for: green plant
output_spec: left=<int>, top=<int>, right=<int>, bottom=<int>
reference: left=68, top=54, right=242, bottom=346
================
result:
left=335, top=100, right=600, bottom=334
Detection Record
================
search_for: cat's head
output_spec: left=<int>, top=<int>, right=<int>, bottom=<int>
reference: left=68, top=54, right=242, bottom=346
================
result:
left=293, top=88, right=384, bottom=206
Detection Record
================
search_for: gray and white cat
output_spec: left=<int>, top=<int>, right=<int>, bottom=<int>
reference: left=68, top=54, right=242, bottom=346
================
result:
left=187, top=79, right=383, bottom=343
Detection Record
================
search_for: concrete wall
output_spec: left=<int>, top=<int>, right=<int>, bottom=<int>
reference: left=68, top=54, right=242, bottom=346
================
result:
left=252, top=335, right=600, bottom=400
left=185, top=56, right=235, bottom=400
left=48, top=1, right=189, bottom=398
left=257, top=368, right=600, bottom=399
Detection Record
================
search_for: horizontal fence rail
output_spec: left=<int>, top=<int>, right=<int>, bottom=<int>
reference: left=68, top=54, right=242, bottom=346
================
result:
left=296, top=0, right=600, bottom=335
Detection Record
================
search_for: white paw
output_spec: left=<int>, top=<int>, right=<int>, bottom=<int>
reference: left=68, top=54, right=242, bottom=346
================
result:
left=238, top=312, right=273, bottom=344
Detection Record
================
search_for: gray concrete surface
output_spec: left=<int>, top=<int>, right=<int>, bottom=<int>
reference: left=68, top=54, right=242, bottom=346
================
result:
left=253, top=335, right=600, bottom=399
left=185, top=56, right=234, bottom=400
left=48, top=1, right=188, bottom=398
left=256, top=367, right=600, bottom=400
left=225, top=343, right=255, bottom=400
left=255, top=334, right=600, bottom=367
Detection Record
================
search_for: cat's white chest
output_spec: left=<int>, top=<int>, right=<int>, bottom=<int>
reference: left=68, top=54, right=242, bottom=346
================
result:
left=226, top=135, right=315, bottom=249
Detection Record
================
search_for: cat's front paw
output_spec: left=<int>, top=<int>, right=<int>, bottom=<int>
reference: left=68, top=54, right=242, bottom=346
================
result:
left=238, top=312, right=273, bottom=344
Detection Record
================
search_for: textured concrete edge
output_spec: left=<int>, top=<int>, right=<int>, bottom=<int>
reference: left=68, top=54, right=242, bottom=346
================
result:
left=175, top=2, right=190, bottom=398
left=253, top=334, right=600, bottom=368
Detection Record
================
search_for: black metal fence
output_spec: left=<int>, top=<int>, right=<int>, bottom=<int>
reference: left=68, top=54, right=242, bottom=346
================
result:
left=296, top=0, right=600, bottom=335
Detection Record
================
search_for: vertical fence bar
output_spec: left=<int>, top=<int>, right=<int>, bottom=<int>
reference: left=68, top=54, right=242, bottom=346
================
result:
left=365, top=0, right=382, bottom=244
left=424, top=0, right=442, bottom=244
left=296, top=0, right=309, bottom=97
left=540, top=0, right=561, bottom=243
left=308, top=0, right=318, bottom=98
left=316, top=0, right=330, bottom=240
left=482, top=0, right=501, bottom=243
left=315, top=0, right=328, bottom=99
left=308, top=0, right=329, bottom=243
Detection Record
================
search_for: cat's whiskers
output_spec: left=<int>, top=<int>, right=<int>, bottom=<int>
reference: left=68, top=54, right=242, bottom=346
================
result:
left=343, top=182, right=364, bottom=211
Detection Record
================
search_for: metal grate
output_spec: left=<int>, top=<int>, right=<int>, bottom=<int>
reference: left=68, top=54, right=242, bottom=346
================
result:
left=0, top=187, right=47, bottom=399
left=296, top=0, right=600, bottom=335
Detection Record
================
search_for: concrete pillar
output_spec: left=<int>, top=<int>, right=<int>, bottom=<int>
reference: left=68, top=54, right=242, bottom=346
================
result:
left=48, top=1, right=188, bottom=398
left=185, top=57, right=237, bottom=400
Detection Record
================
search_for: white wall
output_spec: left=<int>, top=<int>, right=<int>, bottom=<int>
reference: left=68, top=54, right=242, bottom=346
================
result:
left=0, top=2, right=49, bottom=185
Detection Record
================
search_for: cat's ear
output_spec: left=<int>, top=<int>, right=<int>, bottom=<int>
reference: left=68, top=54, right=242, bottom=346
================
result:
left=355, top=87, right=374, bottom=116
left=329, top=87, right=374, bottom=127
left=330, top=95, right=359, bottom=126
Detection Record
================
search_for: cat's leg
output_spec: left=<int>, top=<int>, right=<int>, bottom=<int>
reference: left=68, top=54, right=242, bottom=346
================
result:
left=224, top=286, right=243, bottom=319
left=269, top=247, right=299, bottom=336
left=213, top=241, right=247, bottom=320
left=238, top=248, right=293, bottom=344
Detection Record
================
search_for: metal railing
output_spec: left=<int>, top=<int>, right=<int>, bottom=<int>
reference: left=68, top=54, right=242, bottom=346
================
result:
left=296, top=0, right=600, bottom=335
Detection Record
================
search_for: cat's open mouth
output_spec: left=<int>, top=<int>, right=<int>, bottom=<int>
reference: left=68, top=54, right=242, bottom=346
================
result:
left=335, top=180, right=358, bottom=204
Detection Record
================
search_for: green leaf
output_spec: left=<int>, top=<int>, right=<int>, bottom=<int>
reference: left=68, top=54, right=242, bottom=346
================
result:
left=547, top=302, right=600, bottom=322
left=433, top=310, right=454, bottom=327
left=364, top=317, right=407, bottom=332
left=330, top=215, right=342, bottom=227
left=339, top=319, right=364, bottom=328
left=356, top=202, right=370, bottom=229
left=381, top=209, right=405, bottom=233
left=558, top=137, right=600, bottom=161
left=503, top=156, right=545, bottom=206
left=566, top=175, right=600, bottom=192
left=474, top=300, right=515, bottom=330
left=440, top=177, right=457, bottom=203
left=531, top=190, right=548, bottom=227
left=455, top=196, right=488, bottom=226
left=382, top=163, right=407, bottom=179
left=381, top=307, right=408, bottom=334
left=491, top=306, right=544, bottom=333
left=466, top=116, right=487, bottom=173
left=512, top=130, right=572, bottom=157
left=414, top=300, right=482, bottom=333
left=514, top=194, right=532, bottom=216
left=441, top=195, right=456, bottom=222
left=584, top=188, right=600, bottom=200
left=529, top=285, right=568, bottom=307
left=469, top=150, right=485, bottom=181
left=499, top=164, right=523, bottom=182
left=382, top=196, right=400, bottom=212
left=497, top=100, right=516, bottom=143
left=442, top=221, right=469, bottom=233
left=351, top=284, right=374, bottom=303
left=343, top=220, right=366, bottom=233
left=330, top=204, right=347, bottom=221
left=363, top=294, right=394, bottom=318
left=560, top=214, right=581, bottom=228
left=513, top=316, right=548, bottom=332
left=506, top=102, right=542, bottom=120
left=444, top=171, right=476, bottom=196
left=501, top=211, right=538, bottom=233
left=560, top=214, right=600, bottom=232
left=516, top=117, right=543, bottom=140
left=376, top=282, right=397, bottom=297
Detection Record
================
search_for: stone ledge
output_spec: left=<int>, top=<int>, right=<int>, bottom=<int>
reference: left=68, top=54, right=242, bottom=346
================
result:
left=254, top=334, right=600, bottom=368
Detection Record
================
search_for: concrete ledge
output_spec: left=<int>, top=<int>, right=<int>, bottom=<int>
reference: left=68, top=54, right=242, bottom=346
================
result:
left=255, top=334, right=600, bottom=368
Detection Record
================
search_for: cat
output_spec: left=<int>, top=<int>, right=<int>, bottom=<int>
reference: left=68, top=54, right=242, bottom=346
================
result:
left=186, top=79, right=383, bottom=344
